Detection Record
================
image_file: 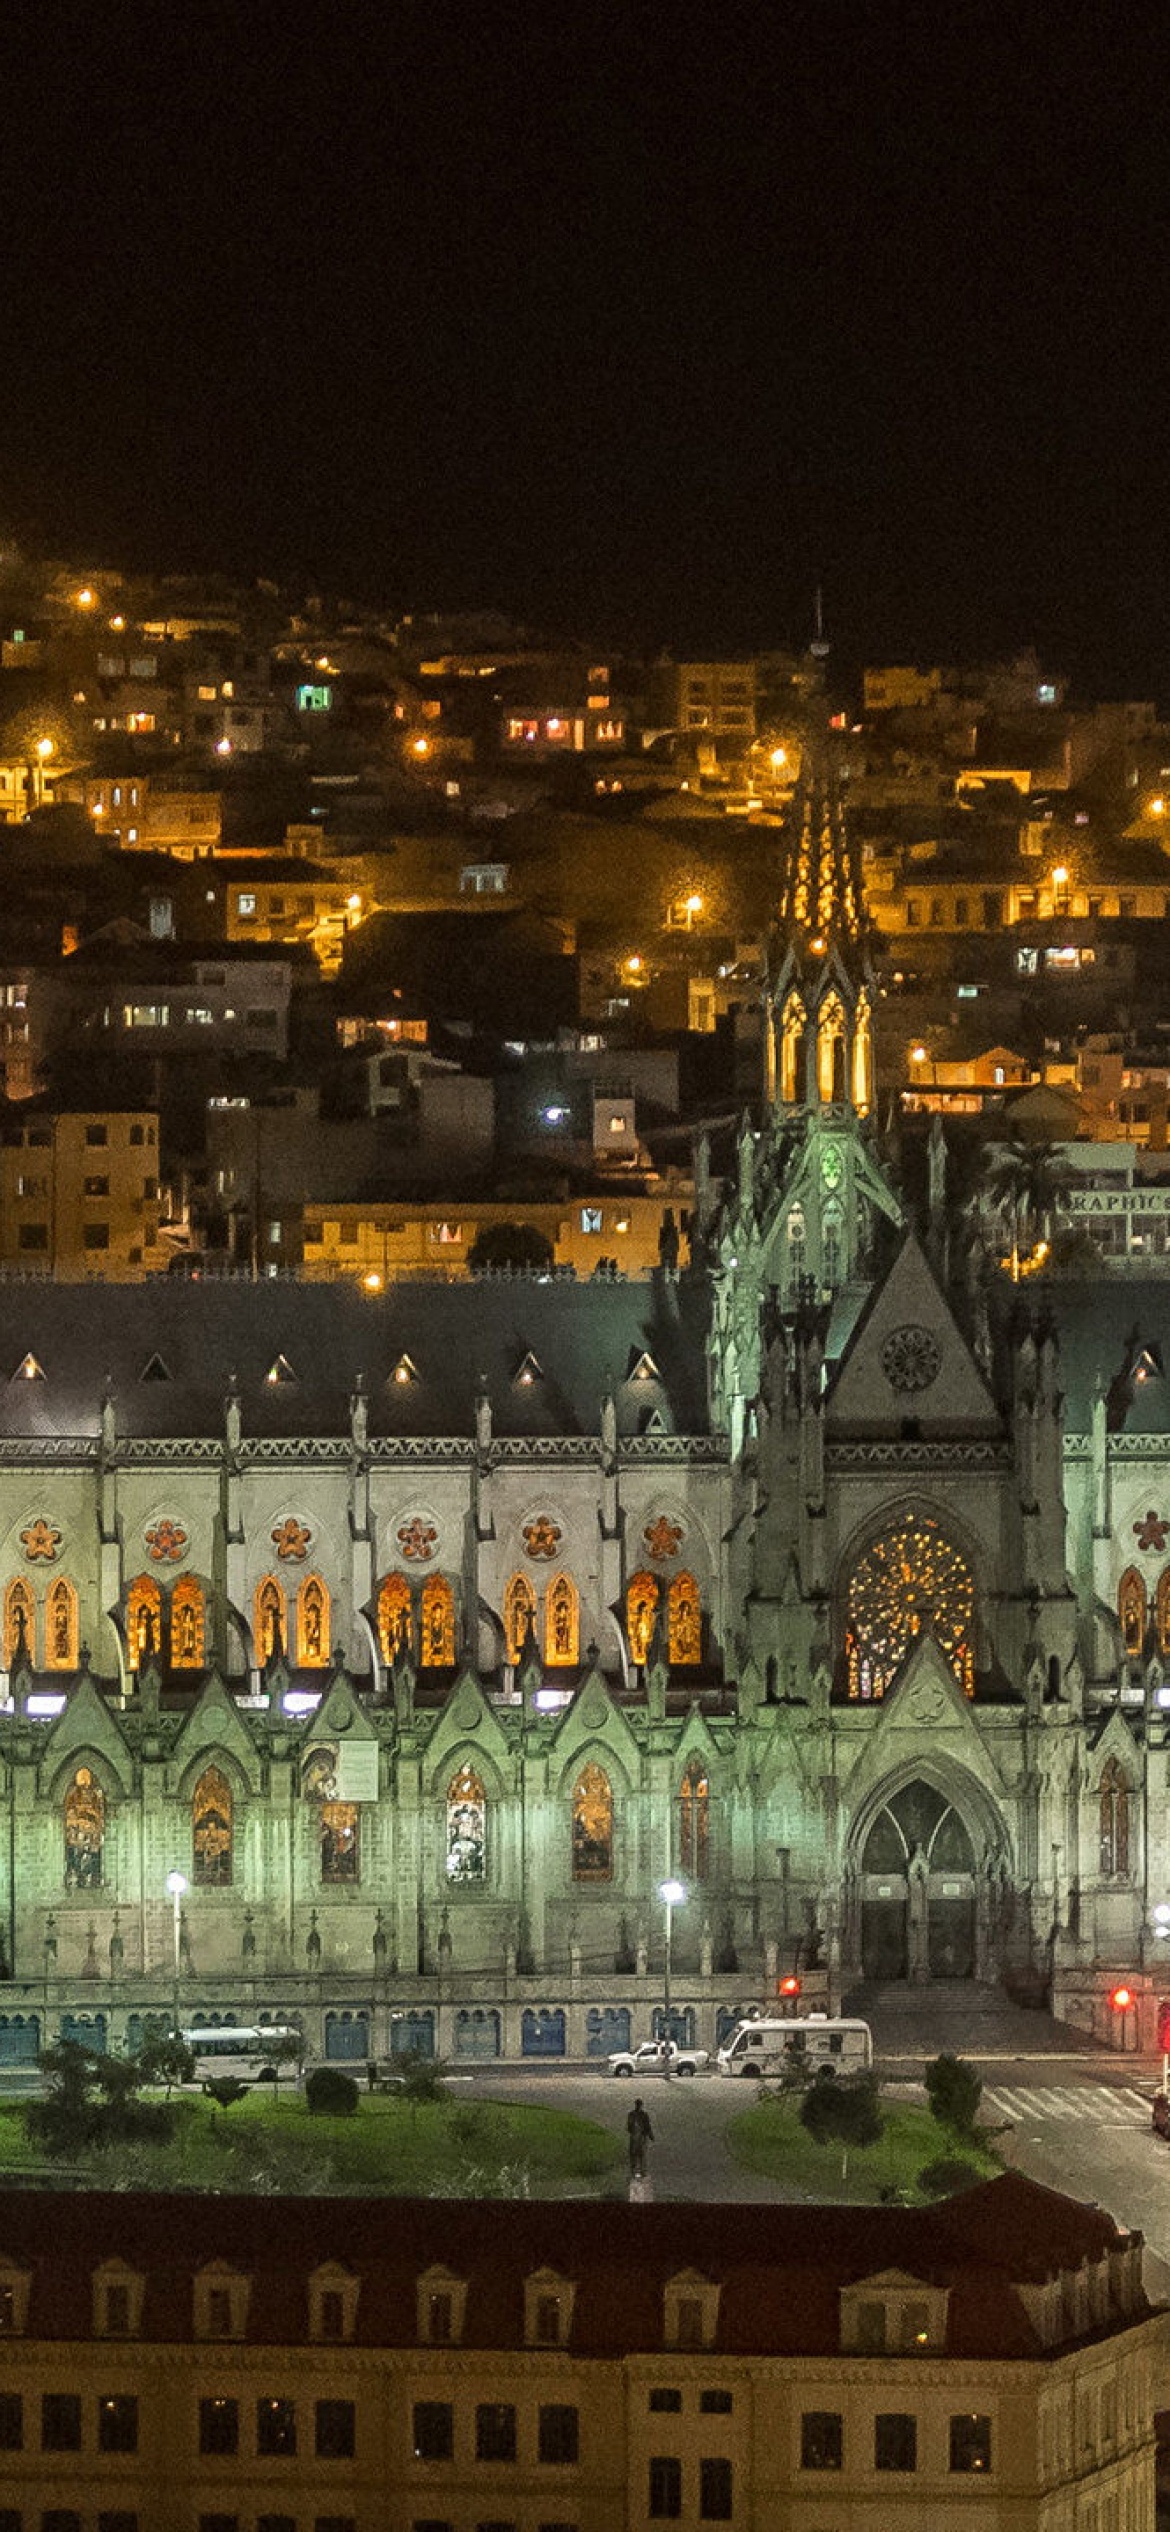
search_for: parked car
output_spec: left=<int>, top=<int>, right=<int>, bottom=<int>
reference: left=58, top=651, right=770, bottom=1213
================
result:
left=607, top=2038, right=710, bottom=2079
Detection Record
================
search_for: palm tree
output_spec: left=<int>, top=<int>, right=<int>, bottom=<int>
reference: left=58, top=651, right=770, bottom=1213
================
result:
left=982, top=1139, right=1069, bottom=1281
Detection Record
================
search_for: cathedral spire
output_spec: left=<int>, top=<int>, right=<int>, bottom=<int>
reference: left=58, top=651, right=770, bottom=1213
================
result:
left=769, top=734, right=874, bottom=1121
left=777, top=736, right=863, bottom=953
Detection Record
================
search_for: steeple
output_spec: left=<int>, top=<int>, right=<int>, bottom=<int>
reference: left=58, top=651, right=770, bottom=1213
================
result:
left=768, top=737, right=874, bottom=1120
left=706, top=729, right=902, bottom=1446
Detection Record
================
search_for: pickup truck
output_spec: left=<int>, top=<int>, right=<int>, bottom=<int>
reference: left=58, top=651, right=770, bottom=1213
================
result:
left=607, top=2038, right=710, bottom=2079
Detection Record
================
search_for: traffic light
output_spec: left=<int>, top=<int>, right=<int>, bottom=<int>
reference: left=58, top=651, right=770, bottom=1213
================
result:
left=1110, top=1985, right=1134, bottom=2012
left=778, top=1974, right=801, bottom=1997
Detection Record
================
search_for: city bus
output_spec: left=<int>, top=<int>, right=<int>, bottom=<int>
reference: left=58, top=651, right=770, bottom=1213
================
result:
left=716, top=2013, right=873, bottom=2078
left=179, top=2026, right=302, bottom=2085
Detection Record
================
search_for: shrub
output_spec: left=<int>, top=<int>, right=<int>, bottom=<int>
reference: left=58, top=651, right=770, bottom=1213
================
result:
left=305, top=2065, right=360, bottom=2118
left=205, top=2076, right=251, bottom=2112
left=924, top=2053, right=983, bottom=2138
left=918, top=2156, right=984, bottom=2199
left=799, top=2070, right=884, bottom=2174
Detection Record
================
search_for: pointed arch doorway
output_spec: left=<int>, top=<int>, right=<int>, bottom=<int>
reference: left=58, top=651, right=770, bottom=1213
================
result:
left=859, top=1780, right=978, bottom=1981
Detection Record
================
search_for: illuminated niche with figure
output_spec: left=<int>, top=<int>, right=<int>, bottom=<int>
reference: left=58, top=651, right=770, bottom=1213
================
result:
left=845, top=1514, right=975, bottom=1701
left=193, top=1765, right=233, bottom=1886
left=446, top=1765, right=486, bottom=1884
left=572, top=1763, right=613, bottom=1882
left=64, top=1767, right=105, bottom=1889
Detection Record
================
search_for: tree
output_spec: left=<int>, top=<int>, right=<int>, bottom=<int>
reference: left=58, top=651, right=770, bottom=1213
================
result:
left=467, top=1222, right=554, bottom=1273
left=137, top=2034, right=196, bottom=2101
left=924, top=2052, right=983, bottom=2138
left=26, top=2042, right=175, bottom=2159
left=798, top=2070, right=884, bottom=2180
left=305, top=2065, right=360, bottom=2118
left=396, top=2051, right=449, bottom=2120
left=982, top=1138, right=1069, bottom=1280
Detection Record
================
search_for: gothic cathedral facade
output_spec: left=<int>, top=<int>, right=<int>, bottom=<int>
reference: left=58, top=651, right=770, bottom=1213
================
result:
left=0, top=755, right=1162, bottom=2064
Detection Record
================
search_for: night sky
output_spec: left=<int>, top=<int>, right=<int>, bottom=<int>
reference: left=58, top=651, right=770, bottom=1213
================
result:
left=4, top=4, right=1168, bottom=686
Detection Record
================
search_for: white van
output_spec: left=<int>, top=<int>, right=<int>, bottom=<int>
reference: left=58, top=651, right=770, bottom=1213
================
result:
left=716, top=2013, right=873, bottom=2078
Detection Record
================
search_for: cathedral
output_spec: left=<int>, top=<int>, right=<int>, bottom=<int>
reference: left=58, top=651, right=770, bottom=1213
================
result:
left=0, top=752, right=1164, bottom=2068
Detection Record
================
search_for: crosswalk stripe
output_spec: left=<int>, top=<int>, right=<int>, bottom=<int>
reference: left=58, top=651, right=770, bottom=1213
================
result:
left=985, top=2084, right=1149, bottom=2125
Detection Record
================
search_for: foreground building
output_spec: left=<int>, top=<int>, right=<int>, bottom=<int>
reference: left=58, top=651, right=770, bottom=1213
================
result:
left=0, top=2174, right=1158, bottom=2532
left=1, top=752, right=1170, bottom=2057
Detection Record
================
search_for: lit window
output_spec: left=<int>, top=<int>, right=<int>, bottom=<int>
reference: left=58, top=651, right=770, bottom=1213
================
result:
left=580, top=1206, right=603, bottom=1234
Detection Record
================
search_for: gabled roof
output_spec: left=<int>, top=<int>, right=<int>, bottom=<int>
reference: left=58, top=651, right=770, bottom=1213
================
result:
left=0, top=1278, right=711, bottom=1442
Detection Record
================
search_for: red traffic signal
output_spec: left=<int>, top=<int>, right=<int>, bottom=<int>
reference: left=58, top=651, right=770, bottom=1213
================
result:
left=778, top=1974, right=801, bottom=1997
left=1110, top=1985, right=1134, bottom=2012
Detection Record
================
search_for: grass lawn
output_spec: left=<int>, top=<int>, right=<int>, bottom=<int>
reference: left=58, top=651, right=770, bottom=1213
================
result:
left=0, top=2087, right=624, bottom=2198
left=729, top=2093, right=1000, bottom=2204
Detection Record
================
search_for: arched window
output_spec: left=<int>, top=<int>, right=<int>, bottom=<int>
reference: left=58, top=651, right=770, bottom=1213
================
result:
left=420, top=1574, right=456, bottom=1667
left=1118, top=1566, right=1146, bottom=1659
left=626, top=1571, right=660, bottom=1664
left=45, top=1577, right=78, bottom=1671
left=297, top=1575, right=330, bottom=1668
left=193, top=1765, right=233, bottom=1887
left=255, top=1576, right=286, bottom=1665
left=1155, top=1569, right=1170, bottom=1659
left=377, top=1573, right=413, bottom=1663
left=572, top=1762, right=613, bottom=1883
left=1099, top=1758, right=1130, bottom=1879
left=321, top=1802, right=359, bottom=1883
left=816, top=991, right=847, bottom=1104
left=504, top=1572, right=537, bottom=1665
left=171, top=1575, right=205, bottom=1670
left=446, top=1764, right=486, bottom=1884
left=678, top=1758, right=709, bottom=1881
left=779, top=991, right=806, bottom=1104
left=126, top=1575, right=162, bottom=1671
left=3, top=1578, right=35, bottom=1669
left=852, top=990, right=874, bottom=1114
left=668, top=1571, right=702, bottom=1665
left=64, top=1766, right=105, bottom=1889
left=544, top=1573, right=579, bottom=1668
left=846, top=1514, right=975, bottom=1701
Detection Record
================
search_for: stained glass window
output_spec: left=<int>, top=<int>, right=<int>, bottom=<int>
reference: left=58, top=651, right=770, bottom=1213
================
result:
left=3, top=1578, right=34, bottom=1669
left=378, top=1573, right=412, bottom=1663
left=668, top=1571, right=702, bottom=1665
left=679, top=1759, right=709, bottom=1881
left=420, top=1574, right=455, bottom=1666
left=126, top=1575, right=162, bottom=1671
left=171, top=1575, right=205, bottom=1670
left=544, top=1573, right=579, bottom=1667
left=446, top=1764, right=486, bottom=1884
left=504, top=1572, right=536, bottom=1664
left=45, top=1577, right=78, bottom=1671
left=297, top=1575, right=330, bottom=1668
left=1158, top=1569, right=1170, bottom=1658
left=846, top=1515, right=974, bottom=1701
left=1118, top=1567, right=1146, bottom=1659
left=626, top=1571, right=659, bottom=1664
left=255, top=1575, right=286, bottom=1664
left=193, top=1765, right=233, bottom=1886
left=572, top=1762, right=613, bottom=1882
left=321, top=1802, right=359, bottom=1883
left=1099, top=1759, right=1130, bottom=1878
left=64, top=1766, right=105, bottom=1889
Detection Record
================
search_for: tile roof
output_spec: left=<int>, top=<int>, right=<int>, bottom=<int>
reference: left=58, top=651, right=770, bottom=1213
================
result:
left=0, top=2174, right=1136, bottom=2358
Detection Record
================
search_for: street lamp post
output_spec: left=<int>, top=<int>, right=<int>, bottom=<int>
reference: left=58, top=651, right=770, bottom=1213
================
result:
left=166, top=1870, right=188, bottom=2039
left=658, top=1877, right=687, bottom=2075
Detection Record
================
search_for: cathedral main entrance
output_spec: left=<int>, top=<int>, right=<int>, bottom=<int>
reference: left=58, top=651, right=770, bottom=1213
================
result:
left=858, top=1781, right=977, bottom=1981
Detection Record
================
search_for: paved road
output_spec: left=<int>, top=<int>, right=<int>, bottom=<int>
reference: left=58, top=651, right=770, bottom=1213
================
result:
left=462, top=2053, right=1170, bottom=2281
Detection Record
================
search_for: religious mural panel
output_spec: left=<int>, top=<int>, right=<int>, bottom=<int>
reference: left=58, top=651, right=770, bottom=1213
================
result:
left=445, top=1765, right=486, bottom=1884
left=193, top=1765, right=233, bottom=1886
left=572, top=1762, right=613, bottom=1882
left=64, top=1767, right=105, bottom=1890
